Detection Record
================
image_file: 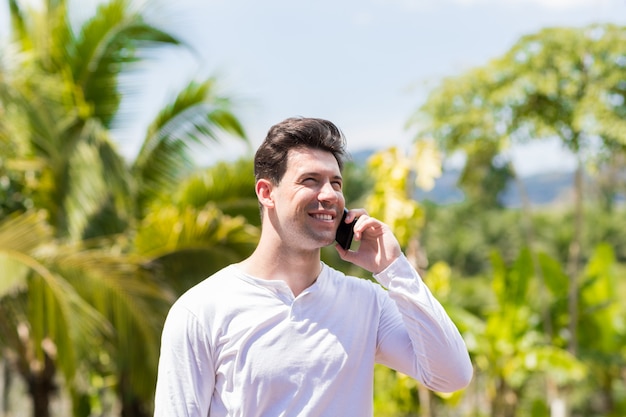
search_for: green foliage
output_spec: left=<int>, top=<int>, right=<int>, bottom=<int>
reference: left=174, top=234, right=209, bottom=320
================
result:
left=0, top=0, right=249, bottom=415
left=413, top=191, right=626, bottom=416
left=471, top=248, right=586, bottom=415
left=133, top=79, right=248, bottom=218
left=364, top=146, right=474, bottom=416
left=342, top=159, right=376, bottom=207
left=365, top=143, right=438, bottom=248
left=412, top=24, right=626, bottom=207
left=570, top=244, right=626, bottom=416
left=72, top=0, right=183, bottom=126
left=422, top=201, right=626, bottom=278
left=135, top=203, right=259, bottom=295
left=2, top=5, right=626, bottom=415
left=0, top=168, right=31, bottom=220
left=373, top=365, right=420, bottom=416
left=421, top=202, right=525, bottom=276
left=52, top=243, right=169, bottom=401
left=460, top=150, right=514, bottom=208
left=0, top=211, right=113, bottom=388
left=171, top=158, right=260, bottom=226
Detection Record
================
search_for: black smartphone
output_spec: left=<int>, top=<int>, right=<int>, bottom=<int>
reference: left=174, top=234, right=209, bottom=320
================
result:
left=335, top=208, right=356, bottom=250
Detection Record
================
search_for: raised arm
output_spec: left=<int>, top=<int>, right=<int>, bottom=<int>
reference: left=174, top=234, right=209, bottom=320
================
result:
left=373, top=255, right=473, bottom=392
left=336, top=211, right=473, bottom=392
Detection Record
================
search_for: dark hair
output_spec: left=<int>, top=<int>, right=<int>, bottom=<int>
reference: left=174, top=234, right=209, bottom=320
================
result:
left=254, top=117, right=348, bottom=184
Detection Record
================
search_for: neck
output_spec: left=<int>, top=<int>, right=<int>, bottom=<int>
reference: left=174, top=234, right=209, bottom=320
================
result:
left=239, top=236, right=322, bottom=297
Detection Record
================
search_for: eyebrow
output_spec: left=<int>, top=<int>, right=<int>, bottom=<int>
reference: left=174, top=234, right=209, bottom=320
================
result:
left=297, top=172, right=343, bottom=181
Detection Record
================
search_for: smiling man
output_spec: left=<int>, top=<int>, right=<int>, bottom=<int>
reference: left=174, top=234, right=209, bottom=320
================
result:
left=153, top=117, right=473, bottom=417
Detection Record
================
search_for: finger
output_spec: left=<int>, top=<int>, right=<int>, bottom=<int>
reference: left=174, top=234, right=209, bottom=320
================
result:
left=345, top=208, right=368, bottom=223
left=353, top=215, right=380, bottom=240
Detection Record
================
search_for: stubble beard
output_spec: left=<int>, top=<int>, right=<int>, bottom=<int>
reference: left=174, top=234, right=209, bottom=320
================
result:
left=292, top=216, right=337, bottom=249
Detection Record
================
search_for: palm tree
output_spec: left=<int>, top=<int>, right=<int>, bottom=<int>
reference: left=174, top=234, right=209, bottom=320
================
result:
left=0, top=211, right=167, bottom=417
left=132, top=79, right=248, bottom=222
left=1, top=0, right=248, bottom=415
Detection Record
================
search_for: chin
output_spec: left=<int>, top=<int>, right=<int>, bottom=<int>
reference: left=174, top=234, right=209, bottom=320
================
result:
left=307, top=236, right=335, bottom=249
left=301, top=229, right=335, bottom=248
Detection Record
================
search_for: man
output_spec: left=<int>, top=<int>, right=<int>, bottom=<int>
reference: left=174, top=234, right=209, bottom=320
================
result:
left=154, top=117, right=472, bottom=416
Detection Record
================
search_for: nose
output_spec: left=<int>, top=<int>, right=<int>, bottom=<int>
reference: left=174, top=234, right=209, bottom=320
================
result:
left=318, top=181, right=340, bottom=203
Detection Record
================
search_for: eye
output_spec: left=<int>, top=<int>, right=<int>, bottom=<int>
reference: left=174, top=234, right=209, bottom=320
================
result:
left=332, top=180, right=343, bottom=191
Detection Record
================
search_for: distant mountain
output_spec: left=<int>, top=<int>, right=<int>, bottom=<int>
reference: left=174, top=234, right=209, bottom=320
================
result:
left=415, top=169, right=577, bottom=207
left=348, top=148, right=580, bottom=207
left=501, top=171, right=577, bottom=207
left=349, top=149, right=376, bottom=165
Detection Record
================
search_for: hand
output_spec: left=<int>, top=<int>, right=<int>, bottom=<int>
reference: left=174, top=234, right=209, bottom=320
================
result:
left=335, top=209, right=402, bottom=274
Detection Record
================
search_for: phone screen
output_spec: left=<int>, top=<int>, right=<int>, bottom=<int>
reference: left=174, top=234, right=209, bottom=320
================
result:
left=335, top=208, right=356, bottom=250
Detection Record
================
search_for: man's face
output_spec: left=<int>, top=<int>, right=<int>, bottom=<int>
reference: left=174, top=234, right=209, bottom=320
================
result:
left=270, top=147, right=345, bottom=249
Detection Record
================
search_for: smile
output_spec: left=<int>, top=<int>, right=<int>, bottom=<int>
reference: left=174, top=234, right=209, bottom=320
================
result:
left=311, top=213, right=333, bottom=221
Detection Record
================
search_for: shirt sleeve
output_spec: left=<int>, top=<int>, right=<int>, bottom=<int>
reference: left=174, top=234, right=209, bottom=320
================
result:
left=154, top=303, right=214, bottom=417
left=373, top=254, right=473, bottom=393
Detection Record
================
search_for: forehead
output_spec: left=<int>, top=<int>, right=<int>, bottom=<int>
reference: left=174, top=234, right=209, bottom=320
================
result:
left=285, top=147, right=341, bottom=176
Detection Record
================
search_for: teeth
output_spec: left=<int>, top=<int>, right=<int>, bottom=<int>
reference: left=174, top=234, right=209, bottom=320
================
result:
left=313, top=214, right=332, bottom=221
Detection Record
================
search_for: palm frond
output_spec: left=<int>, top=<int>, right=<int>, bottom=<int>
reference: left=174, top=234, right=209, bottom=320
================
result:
left=149, top=246, right=252, bottom=296
left=0, top=211, right=51, bottom=296
left=0, top=291, right=28, bottom=357
left=3, top=64, right=79, bottom=164
left=71, top=0, right=182, bottom=126
left=136, top=203, right=259, bottom=296
left=145, top=78, right=247, bottom=144
left=8, top=0, right=28, bottom=43
left=63, top=120, right=133, bottom=240
left=174, top=158, right=260, bottom=226
left=49, top=243, right=171, bottom=399
left=0, top=210, right=111, bottom=382
left=27, top=269, right=109, bottom=383
left=132, top=78, right=248, bottom=213
left=135, top=203, right=258, bottom=257
left=0, top=210, right=51, bottom=252
left=64, top=140, right=110, bottom=239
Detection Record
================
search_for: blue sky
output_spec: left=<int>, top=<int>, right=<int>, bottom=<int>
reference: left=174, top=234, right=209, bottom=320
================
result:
left=2, top=0, right=626, bottom=175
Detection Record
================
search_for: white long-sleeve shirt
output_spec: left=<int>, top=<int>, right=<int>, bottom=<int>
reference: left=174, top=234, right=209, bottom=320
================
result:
left=154, top=254, right=472, bottom=417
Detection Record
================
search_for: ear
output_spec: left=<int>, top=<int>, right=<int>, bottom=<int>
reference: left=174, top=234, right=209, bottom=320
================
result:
left=255, top=179, right=275, bottom=209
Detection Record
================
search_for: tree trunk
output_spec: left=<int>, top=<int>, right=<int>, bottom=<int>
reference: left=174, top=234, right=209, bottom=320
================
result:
left=27, top=353, right=56, bottom=417
left=566, top=157, right=584, bottom=356
left=513, top=171, right=553, bottom=338
left=1, top=358, right=9, bottom=414
left=491, top=378, right=517, bottom=417
left=547, top=377, right=567, bottom=417
left=418, top=384, right=432, bottom=417
left=121, top=398, right=150, bottom=417
left=119, top=372, right=150, bottom=417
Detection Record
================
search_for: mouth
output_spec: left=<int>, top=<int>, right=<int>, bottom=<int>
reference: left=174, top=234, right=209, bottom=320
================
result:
left=309, top=212, right=336, bottom=222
